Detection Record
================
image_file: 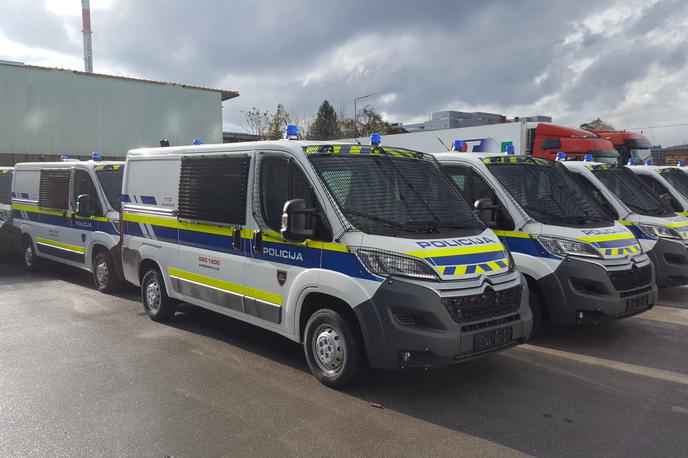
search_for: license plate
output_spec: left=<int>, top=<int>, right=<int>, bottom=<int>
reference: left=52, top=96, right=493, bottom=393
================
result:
left=473, top=326, right=513, bottom=352
left=626, top=294, right=649, bottom=314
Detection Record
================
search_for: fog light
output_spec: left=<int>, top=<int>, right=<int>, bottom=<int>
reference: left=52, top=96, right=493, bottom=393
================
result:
left=578, top=311, right=584, bottom=320
left=402, top=351, right=411, bottom=363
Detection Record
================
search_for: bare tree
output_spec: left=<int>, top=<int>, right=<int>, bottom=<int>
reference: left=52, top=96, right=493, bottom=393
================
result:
left=240, top=107, right=271, bottom=137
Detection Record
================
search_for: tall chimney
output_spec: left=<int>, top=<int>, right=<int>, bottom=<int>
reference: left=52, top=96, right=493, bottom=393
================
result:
left=82, top=0, right=93, bottom=72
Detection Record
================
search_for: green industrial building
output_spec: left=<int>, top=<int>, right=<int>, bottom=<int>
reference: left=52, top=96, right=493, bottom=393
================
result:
left=0, top=61, right=238, bottom=165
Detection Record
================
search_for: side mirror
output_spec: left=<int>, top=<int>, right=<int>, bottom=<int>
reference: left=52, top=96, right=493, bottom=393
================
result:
left=281, top=199, right=317, bottom=243
left=474, top=197, right=500, bottom=228
left=76, top=194, right=97, bottom=218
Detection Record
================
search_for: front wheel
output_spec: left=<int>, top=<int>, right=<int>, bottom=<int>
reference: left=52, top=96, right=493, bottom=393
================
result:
left=141, top=268, right=177, bottom=322
left=22, top=236, right=41, bottom=272
left=303, top=308, right=362, bottom=389
left=93, top=251, right=122, bottom=293
left=529, top=289, right=543, bottom=333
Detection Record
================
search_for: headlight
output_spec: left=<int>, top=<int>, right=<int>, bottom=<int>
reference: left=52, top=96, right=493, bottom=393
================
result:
left=637, top=223, right=682, bottom=240
left=537, top=235, right=602, bottom=259
left=351, top=247, right=440, bottom=281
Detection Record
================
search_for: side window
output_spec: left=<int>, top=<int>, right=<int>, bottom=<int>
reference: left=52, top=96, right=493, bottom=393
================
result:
left=259, top=157, right=317, bottom=232
left=466, top=169, right=497, bottom=204
left=73, top=169, right=101, bottom=214
left=0, top=173, right=11, bottom=205
left=39, top=169, right=70, bottom=210
left=178, top=155, right=250, bottom=225
left=643, top=176, right=682, bottom=212
left=447, top=166, right=468, bottom=192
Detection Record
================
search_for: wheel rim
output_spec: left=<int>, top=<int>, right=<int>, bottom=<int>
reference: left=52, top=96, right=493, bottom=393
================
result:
left=95, top=261, right=109, bottom=287
left=312, top=324, right=346, bottom=374
left=145, top=279, right=161, bottom=313
left=24, top=244, right=33, bottom=267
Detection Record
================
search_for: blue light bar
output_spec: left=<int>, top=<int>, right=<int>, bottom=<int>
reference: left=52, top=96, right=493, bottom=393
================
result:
left=91, top=151, right=102, bottom=161
left=286, top=124, right=299, bottom=139
left=679, top=160, right=686, bottom=167
left=505, top=144, right=515, bottom=155
left=627, top=158, right=638, bottom=165
left=370, top=133, right=381, bottom=145
left=60, top=155, right=69, bottom=161
left=452, top=139, right=464, bottom=151
left=556, top=151, right=566, bottom=161
left=645, top=159, right=653, bottom=166
left=583, top=153, right=593, bottom=162
left=192, top=138, right=203, bottom=145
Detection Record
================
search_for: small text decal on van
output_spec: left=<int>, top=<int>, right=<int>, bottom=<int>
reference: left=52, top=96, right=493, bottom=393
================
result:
left=416, top=237, right=496, bottom=249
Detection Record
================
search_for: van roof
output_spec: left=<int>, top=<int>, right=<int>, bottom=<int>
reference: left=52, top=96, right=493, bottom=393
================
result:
left=127, top=140, right=424, bottom=159
left=431, top=151, right=510, bottom=163
left=14, top=160, right=124, bottom=170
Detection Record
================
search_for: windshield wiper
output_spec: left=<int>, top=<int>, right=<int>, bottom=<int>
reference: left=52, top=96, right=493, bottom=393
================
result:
left=341, top=208, right=404, bottom=229
left=522, top=205, right=563, bottom=222
left=402, top=221, right=440, bottom=234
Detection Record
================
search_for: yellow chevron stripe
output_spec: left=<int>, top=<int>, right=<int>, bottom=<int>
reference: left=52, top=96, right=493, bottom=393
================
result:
left=36, top=237, right=85, bottom=254
left=666, top=220, right=688, bottom=228
left=493, top=230, right=532, bottom=239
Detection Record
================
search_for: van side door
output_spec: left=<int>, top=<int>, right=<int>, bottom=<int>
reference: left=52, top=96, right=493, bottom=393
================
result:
left=172, top=153, right=251, bottom=317
left=65, top=167, right=104, bottom=264
left=243, top=153, right=324, bottom=327
left=35, top=168, right=79, bottom=262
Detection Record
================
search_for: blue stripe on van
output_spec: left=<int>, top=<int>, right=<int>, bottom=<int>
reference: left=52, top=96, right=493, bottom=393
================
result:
left=140, top=195, right=157, bottom=205
left=500, top=236, right=561, bottom=259
left=427, top=250, right=505, bottom=267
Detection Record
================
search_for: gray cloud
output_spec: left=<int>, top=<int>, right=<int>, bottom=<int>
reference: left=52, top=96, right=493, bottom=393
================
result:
left=1, top=0, right=688, bottom=145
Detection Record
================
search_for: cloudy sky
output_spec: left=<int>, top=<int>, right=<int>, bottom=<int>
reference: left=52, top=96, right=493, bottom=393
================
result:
left=2, top=0, right=688, bottom=145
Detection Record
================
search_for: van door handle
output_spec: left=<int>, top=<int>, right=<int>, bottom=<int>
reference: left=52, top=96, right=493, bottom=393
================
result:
left=252, top=230, right=262, bottom=254
left=233, top=228, right=241, bottom=250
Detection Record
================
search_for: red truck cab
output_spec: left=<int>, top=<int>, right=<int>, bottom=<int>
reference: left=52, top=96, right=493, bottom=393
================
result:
left=589, top=130, right=652, bottom=165
left=532, top=123, right=619, bottom=163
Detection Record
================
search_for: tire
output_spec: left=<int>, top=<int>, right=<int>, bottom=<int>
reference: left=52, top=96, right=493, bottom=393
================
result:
left=22, top=236, right=41, bottom=272
left=303, top=308, right=362, bottom=389
left=529, top=289, right=543, bottom=333
left=93, top=251, right=122, bottom=293
left=141, top=267, right=177, bottom=322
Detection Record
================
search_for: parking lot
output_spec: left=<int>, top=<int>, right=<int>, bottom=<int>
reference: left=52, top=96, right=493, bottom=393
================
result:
left=0, top=261, right=687, bottom=457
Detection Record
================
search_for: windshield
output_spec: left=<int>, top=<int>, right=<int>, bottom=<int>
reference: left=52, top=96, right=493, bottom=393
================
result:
left=308, top=150, right=485, bottom=237
left=592, top=167, right=670, bottom=217
left=96, top=169, right=124, bottom=211
left=486, top=158, right=614, bottom=226
left=659, top=168, right=688, bottom=200
left=630, top=149, right=652, bottom=162
left=589, top=150, right=621, bottom=165
left=0, top=173, right=11, bottom=205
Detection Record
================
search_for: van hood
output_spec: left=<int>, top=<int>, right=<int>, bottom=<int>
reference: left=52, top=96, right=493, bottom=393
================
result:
left=356, top=229, right=510, bottom=281
left=532, top=222, right=641, bottom=258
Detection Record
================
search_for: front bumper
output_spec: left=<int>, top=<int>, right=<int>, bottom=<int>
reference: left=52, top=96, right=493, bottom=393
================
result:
left=647, top=238, right=688, bottom=288
left=353, top=274, right=532, bottom=370
left=538, top=256, right=657, bottom=325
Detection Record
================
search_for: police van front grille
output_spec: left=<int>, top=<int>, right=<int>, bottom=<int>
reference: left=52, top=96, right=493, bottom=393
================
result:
left=608, top=264, right=652, bottom=292
left=442, top=285, right=522, bottom=324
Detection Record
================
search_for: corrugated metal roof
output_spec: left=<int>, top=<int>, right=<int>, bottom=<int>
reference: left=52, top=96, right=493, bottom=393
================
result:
left=0, top=61, right=239, bottom=101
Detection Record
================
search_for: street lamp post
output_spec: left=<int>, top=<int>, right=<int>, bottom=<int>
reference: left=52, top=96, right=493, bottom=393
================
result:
left=354, top=93, right=375, bottom=136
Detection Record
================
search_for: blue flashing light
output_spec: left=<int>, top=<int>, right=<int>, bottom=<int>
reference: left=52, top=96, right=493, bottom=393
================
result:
left=370, top=133, right=382, bottom=145
left=286, top=124, right=299, bottom=139
left=192, top=138, right=203, bottom=145
left=555, top=151, right=566, bottom=161
left=645, top=159, right=654, bottom=166
left=679, top=159, right=686, bottom=167
left=583, top=153, right=593, bottom=162
left=91, top=151, right=102, bottom=161
left=627, top=157, right=638, bottom=165
left=505, top=144, right=515, bottom=155
left=452, top=139, right=464, bottom=151
left=60, top=155, right=69, bottom=161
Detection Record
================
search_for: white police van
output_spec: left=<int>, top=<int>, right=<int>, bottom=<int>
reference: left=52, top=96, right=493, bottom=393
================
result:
left=627, top=160, right=688, bottom=217
left=562, top=159, right=688, bottom=288
left=121, top=129, right=532, bottom=387
left=11, top=155, right=125, bottom=292
left=434, top=151, right=657, bottom=329
left=0, top=167, right=20, bottom=258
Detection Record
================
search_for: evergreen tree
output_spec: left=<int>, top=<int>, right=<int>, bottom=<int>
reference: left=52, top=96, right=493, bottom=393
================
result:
left=309, top=100, right=340, bottom=140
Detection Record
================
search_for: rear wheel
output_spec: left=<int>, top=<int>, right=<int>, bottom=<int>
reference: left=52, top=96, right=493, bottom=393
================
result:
left=93, top=251, right=122, bottom=293
left=141, top=267, right=177, bottom=322
left=22, top=236, right=40, bottom=272
left=304, top=308, right=362, bottom=388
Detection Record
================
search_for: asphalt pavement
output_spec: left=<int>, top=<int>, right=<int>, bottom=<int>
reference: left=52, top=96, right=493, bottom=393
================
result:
left=0, top=261, right=687, bottom=457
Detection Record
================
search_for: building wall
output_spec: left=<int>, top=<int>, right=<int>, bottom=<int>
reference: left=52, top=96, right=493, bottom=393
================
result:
left=0, top=63, right=223, bottom=163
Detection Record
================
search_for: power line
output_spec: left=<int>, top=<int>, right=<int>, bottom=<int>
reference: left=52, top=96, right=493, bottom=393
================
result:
left=625, top=122, right=688, bottom=130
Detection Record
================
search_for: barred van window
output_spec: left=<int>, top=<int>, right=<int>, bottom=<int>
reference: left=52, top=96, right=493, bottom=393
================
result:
left=177, top=155, right=250, bottom=225
left=39, top=169, right=70, bottom=210
left=0, top=173, right=11, bottom=205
